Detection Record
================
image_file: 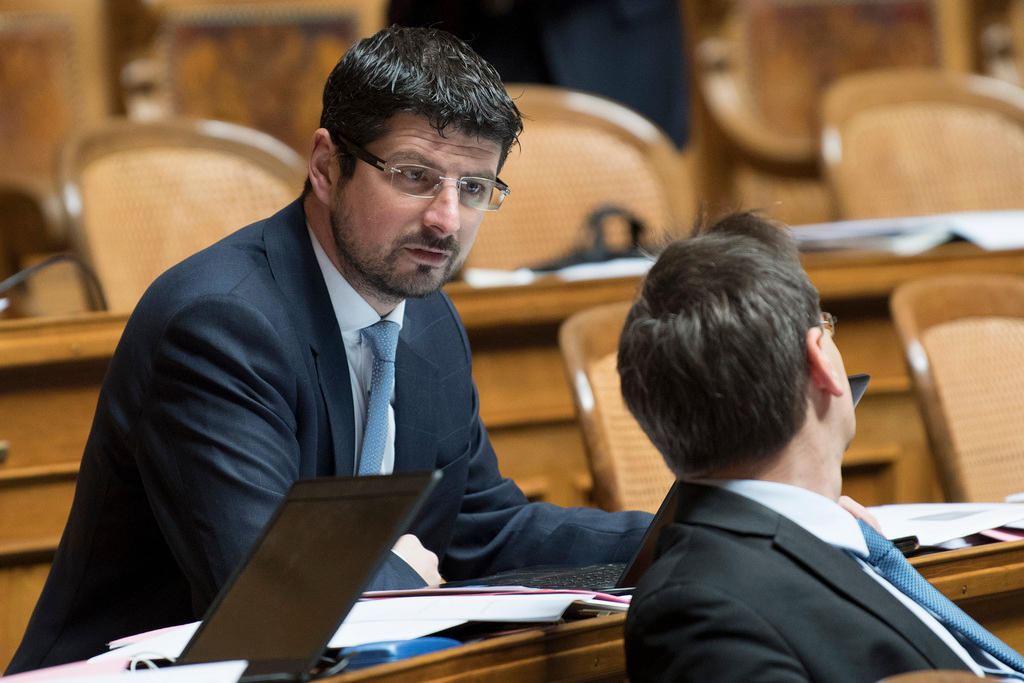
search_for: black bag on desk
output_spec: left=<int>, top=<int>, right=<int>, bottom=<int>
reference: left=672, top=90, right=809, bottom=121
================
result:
left=531, top=204, right=650, bottom=272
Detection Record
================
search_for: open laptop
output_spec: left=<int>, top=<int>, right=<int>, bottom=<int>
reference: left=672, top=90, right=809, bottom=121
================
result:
left=445, top=374, right=872, bottom=593
left=174, top=470, right=441, bottom=682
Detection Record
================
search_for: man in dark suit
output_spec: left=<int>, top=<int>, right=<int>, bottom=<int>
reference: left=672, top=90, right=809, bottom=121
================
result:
left=6, top=26, right=649, bottom=673
left=617, top=213, right=1023, bottom=681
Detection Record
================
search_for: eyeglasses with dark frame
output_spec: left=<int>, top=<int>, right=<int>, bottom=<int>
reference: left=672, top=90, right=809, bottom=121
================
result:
left=819, top=312, right=838, bottom=337
left=333, top=131, right=510, bottom=211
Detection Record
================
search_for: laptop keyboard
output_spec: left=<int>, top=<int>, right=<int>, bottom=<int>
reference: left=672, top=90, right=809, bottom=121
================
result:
left=446, top=562, right=627, bottom=592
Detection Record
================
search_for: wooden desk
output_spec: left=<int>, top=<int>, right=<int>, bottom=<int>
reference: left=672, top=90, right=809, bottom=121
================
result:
left=332, top=613, right=628, bottom=683
left=3, top=242, right=1024, bottom=669
left=914, top=539, right=1024, bottom=652
left=322, top=540, right=1024, bottom=682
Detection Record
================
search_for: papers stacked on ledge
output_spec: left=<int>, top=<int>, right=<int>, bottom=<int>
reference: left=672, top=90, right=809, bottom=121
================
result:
left=870, top=502, right=1024, bottom=547
left=793, top=210, right=1024, bottom=255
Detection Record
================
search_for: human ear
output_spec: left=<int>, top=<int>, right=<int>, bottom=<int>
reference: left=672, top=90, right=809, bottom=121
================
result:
left=806, top=327, right=844, bottom=397
left=307, top=128, right=338, bottom=206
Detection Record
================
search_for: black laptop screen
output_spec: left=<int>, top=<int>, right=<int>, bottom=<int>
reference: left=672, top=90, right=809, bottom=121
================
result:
left=178, top=473, right=438, bottom=678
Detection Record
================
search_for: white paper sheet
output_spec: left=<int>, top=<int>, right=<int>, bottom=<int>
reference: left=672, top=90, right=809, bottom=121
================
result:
left=4, top=660, right=246, bottom=683
left=868, top=502, right=1024, bottom=545
left=94, top=590, right=628, bottom=661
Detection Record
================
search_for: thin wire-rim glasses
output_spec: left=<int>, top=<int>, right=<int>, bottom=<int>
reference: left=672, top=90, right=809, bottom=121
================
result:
left=334, top=131, right=509, bottom=211
left=819, top=311, right=838, bottom=337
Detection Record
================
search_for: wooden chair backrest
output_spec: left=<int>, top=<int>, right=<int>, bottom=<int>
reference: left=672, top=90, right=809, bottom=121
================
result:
left=60, top=117, right=306, bottom=313
left=559, top=301, right=675, bottom=513
left=466, top=84, right=693, bottom=272
left=0, top=0, right=113, bottom=253
left=822, top=68, right=1024, bottom=219
left=128, top=0, right=387, bottom=155
left=686, top=0, right=943, bottom=165
left=890, top=273, right=1024, bottom=502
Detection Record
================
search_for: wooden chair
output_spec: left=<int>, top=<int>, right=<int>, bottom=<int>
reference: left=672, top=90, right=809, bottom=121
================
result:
left=60, top=117, right=306, bottom=313
left=682, top=0, right=948, bottom=226
left=465, top=84, right=693, bottom=272
left=559, top=301, right=675, bottom=514
left=890, top=273, right=1024, bottom=502
left=119, top=0, right=387, bottom=155
left=0, top=0, right=114, bottom=272
left=821, top=68, right=1024, bottom=220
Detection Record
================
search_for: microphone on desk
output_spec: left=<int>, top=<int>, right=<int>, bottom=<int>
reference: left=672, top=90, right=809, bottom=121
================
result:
left=0, top=252, right=108, bottom=312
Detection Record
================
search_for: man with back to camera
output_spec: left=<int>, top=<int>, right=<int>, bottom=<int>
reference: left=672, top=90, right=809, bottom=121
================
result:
left=6, top=26, right=651, bottom=673
left=618, top=212, right=1024, bottom=681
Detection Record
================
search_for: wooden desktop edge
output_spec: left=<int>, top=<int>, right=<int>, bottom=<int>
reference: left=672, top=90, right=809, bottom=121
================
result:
left=328, top=612, right=627, bottom=682
left=3, top=242, right=1024, bottom=345
left=912, top=539, right=1024, bottom=601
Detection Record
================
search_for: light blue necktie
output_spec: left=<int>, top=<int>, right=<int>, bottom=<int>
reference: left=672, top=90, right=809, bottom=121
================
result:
left=357, top=320, right=399, bottom=476
left=858, top=519, right=1024, bottom=674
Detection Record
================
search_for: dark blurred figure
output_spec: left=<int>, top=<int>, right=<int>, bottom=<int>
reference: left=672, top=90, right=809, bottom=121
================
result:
left=388, top=0, right=690, bottom=147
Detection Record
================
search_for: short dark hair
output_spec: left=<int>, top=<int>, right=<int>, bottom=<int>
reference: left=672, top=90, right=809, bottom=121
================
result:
left=618, top=212, right=821, bottom=477
left=315, top=25, right=521, bottom=182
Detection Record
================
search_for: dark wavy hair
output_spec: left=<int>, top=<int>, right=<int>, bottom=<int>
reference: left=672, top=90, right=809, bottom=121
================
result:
left=314, top=25, right=521, bottom=183
left=618, top=212, right=821, bottom=478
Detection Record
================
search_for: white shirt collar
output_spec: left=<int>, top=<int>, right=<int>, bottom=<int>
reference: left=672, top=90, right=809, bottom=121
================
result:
left=307, top=225, right=405, bottom=332
left=702, top=479, right=869, bottom=557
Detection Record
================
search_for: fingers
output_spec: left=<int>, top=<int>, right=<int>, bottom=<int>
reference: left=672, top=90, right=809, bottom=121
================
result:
left=838, top=495, right=882, bottom=533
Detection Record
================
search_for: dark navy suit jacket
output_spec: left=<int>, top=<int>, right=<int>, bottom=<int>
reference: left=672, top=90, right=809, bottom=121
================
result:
left=625, top=483, right=971, bottom=682
left=8, top=200, right=649, bottom=672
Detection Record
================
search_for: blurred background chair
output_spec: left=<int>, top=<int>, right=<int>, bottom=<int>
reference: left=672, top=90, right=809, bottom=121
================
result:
left=681, top=0, right=948, bottom=227
left=890, top=273, right=1024, bottom=502
left=464, top=84, right=693, bottom=273
left=118, top=0, right=388, bottom=156
left=821, top=68, right=1024, bottom=220
left=559, top=301, right=675, bottom=514
left=0, top=0, right=114, bottom=278
left=59, top=117, right=306, bottom=313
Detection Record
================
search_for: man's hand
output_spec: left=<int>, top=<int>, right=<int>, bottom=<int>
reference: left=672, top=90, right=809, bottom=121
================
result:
left=838, top=495, right=882, bottom=532
left=391, top=534, right=442, bottom=587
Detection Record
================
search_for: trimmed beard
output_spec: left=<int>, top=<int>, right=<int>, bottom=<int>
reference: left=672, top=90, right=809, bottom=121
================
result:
left=328, top=202, right=463, bottom=305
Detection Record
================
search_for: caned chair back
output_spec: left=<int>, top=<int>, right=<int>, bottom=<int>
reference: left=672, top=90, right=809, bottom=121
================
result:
left=559, top=302, right=675, bottom=513
left=686, top=0, right=942, bottom=165
left=822, top=68, right=1024, bottom=219
left=60, top=117, right=306, bottom=313
left=890, top=273, right=1024, bottom=502
left=0, top=0, right=110, bottom=192
left=0, top=0, right=113, bottom=266
left=466, top=84, right=692, bottom=272
left=123, top=0, right=387, bottom=155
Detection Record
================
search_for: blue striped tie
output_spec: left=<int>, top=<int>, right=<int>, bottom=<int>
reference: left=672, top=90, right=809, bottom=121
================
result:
left=357, top=320, right=399, bottom=476
left=859, top=519, right=1024, bottom=673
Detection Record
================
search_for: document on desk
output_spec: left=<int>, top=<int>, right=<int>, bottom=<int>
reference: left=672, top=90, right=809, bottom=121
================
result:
left=3, top=660, right=246, bottom=683
left=869, top=502, right=1024, bottom=546
left=792, top=210, right=1024, bottom=254
left=92, top=590, right=627, bottom=662
left=460, top=257, right=654, bottom=288
left=329, top=590, right=629, bottom=648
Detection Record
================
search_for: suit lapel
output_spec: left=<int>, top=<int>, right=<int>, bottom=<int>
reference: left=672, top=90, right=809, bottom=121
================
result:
left=680, top=483, right=969, bottom=671
left=392, top=307, right=440, bottom=472
left=770, top=521, right=967, bottom=670
left=263, top=200, right=356, bottom=476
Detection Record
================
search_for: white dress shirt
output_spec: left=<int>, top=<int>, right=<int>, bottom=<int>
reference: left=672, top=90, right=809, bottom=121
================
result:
left=702, top=479, right=992, bottom=677
left=308, top=227, right=404, bottom=475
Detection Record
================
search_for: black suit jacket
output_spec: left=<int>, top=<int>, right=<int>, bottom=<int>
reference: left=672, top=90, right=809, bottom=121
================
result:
left=8, top=200, right=650, bottom=672
left=625, top=483, right=971, bottom=682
